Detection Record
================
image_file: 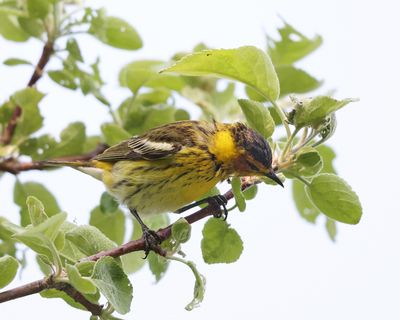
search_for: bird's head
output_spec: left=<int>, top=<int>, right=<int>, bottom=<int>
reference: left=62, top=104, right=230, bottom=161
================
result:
left=211, top=122, right=284, bottom=187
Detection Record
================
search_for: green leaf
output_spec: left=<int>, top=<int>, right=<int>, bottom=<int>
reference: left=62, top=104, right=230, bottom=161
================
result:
left=40, top=289, right=86, bottom=310
left=243, top=185, right=258, bottom=200
left=174, top=109, right=190, bottom=121
left=0, top=100, right=15, bottom=126
left=276, top=65, right=322, bottom=96
left=292, top=180, right=320, bottom=223
left=101, top=123, right=131, bottom=146
left=0, top=4, right=27, bottom=17
left=11, top=87, right=44, bottom=141
left=0, top=13, right=30, bottom=42
left=14, top=232, right=61, bottom=268
left=171, top=218, right=191, bottom=244
left=91, top=256, right=133, bottom=314
left=18, top=17, right=44, bottom=38
left=36, top=254, right=52, bottom=275
left=293, top=96, right=357, bottom=128
left=66, top=263, right=97, bottom=294
left=285, top=146, right=323, bottom=177
left=267, top=21, right=323, bottom=65
left=27, top=0, right=50, bottom=19
left=245, top=85, right=266, bottom=102
left=146, top=74, right=185, bottom=92
left=82, top=135, right=102, bottom=153
left=0, top=255, right=19, bottom=288
left=90, top=13, right=142, bottom=50
left=144, top=213, right=170, bottom=231
left=3, top=58, right=32, bottom=66
left=56, top=222, right=85, bottom=263
left=306, top=173, right=362, bottom=224
left=14, top=181, right=61, bottom=226
left=119, top=60, right=162, bottom=94
left=76, top=260, right=95, bottom=277
left=316, top=145, right=337, bottom=174
left=325, top=218, right=337, bottom=241
left=231, top=177, right=246, bottom=212
left=66, top=38, right=83, bottom=62
left=0, top=241, right=17, bottom=261
left=99, top=192, right=119, bottom=214
left=119, top=60, right=185, bottom=94
left=148, top=252, right=169, bottom=282
left=89, top=206, right=125, bottom=245
left=19, top=134, right=57, bottom=160
left=123, top=103, right=177, bottom=135
left=26, top=196, right=48, bottom=226
left=314, top=113, right=337, bottom=145
left=65, top=225, right=116, bottom=256
left=238, top=99, right=275, bottom=138
left=48, top=70, right=78, bottom=90
left=185, top=265, right=205, bottom=311
left=168, top=257, right=205, bottom=311
left=0, top=217, right=24, bottom=239
left=201, top=218, right=243, bottom=264
left=162, top=46, right=280, bottom=101
left=137, top=89, right=171, bottom=105
left=20, top=212, right=67, bottom=241
left=47, top=122, right=86, bottom=158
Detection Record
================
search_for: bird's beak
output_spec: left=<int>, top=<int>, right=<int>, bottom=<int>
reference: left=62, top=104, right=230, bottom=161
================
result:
left=265, top=169, right=284, bottom=188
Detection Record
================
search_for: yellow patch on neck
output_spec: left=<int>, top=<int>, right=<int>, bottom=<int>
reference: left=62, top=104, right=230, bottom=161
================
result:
left=209, top=130, right=237, bottom=163
left=92, top=160, right=113, bottom=172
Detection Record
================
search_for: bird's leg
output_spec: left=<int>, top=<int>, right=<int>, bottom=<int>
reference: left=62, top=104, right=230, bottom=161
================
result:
left=129, top=208, right=162, bottom=258
left=175, top=195, right=228, bottom=220
left=174, top=198, right=210, bottom=214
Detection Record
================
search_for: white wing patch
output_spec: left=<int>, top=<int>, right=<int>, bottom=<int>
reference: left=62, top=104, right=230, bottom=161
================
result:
left=129, top=138, right=175, bottom=154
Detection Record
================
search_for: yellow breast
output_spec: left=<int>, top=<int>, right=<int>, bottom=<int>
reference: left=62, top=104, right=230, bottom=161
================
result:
left=100, top=148, right=223, bottom=215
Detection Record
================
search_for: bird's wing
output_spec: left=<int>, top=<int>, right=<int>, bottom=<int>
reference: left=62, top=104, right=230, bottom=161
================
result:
left=93, top=120, right=215, bottom=162
left=93, top=136, right=182, bottom=162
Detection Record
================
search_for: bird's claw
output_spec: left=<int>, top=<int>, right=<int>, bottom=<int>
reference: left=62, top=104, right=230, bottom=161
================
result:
left=208, top=195, right=228, bottom=220
left=142, top=228, right=163, bottom=259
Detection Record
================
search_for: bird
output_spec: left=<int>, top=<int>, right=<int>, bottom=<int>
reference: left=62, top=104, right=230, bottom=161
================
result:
left=45, top=120, right=283, bottom=255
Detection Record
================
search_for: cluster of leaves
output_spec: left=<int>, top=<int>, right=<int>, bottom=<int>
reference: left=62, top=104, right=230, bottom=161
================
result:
left=0, top=1, right=362, bottom=317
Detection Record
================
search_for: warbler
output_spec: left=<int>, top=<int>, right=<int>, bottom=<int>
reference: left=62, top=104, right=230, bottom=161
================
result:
left=47, top=120, right=283, bottom=254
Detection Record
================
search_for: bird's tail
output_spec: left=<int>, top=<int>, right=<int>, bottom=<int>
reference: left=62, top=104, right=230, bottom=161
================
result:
left=41, top=159, right=104, bottom=181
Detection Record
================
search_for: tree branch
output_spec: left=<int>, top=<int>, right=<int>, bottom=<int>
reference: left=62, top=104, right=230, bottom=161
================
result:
left=0, top=275, right=103, bottom=316
left=0, top=278, right=53, bottom=303
left=53, top=282, right=103, bottom=316
left=27, top=41, right=54, bottom=87
left=0, top=181, right=254, bottom=307
left=0, top=41, right=54, bottom=145
left=0, top=143, right=108, bottom=174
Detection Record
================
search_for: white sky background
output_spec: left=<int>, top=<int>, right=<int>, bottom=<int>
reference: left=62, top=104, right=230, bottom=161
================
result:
left=1, top=0, right=399, bottom=319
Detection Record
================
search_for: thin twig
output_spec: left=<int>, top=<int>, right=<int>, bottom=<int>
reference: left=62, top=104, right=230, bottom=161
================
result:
left=0, top=143, right=108, bottom=174
left=0, top=41, right=54, bottom=145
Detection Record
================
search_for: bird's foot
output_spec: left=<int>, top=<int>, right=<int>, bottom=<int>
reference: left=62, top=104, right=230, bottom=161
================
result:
left=208, top=195, right=228, bottom=220
left=142, top=227, right=164, bottom=258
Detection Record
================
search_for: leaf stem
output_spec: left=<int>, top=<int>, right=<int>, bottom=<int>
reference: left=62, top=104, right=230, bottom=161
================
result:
left=291, top=129, right=319, bottom=154
left=280, top=127, right=299, bottom=162
left=293, top=174, right=311, bottom=187
left=270, top=100, right=291, bottom=138
left=167, top=256, right=205, bottom=310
